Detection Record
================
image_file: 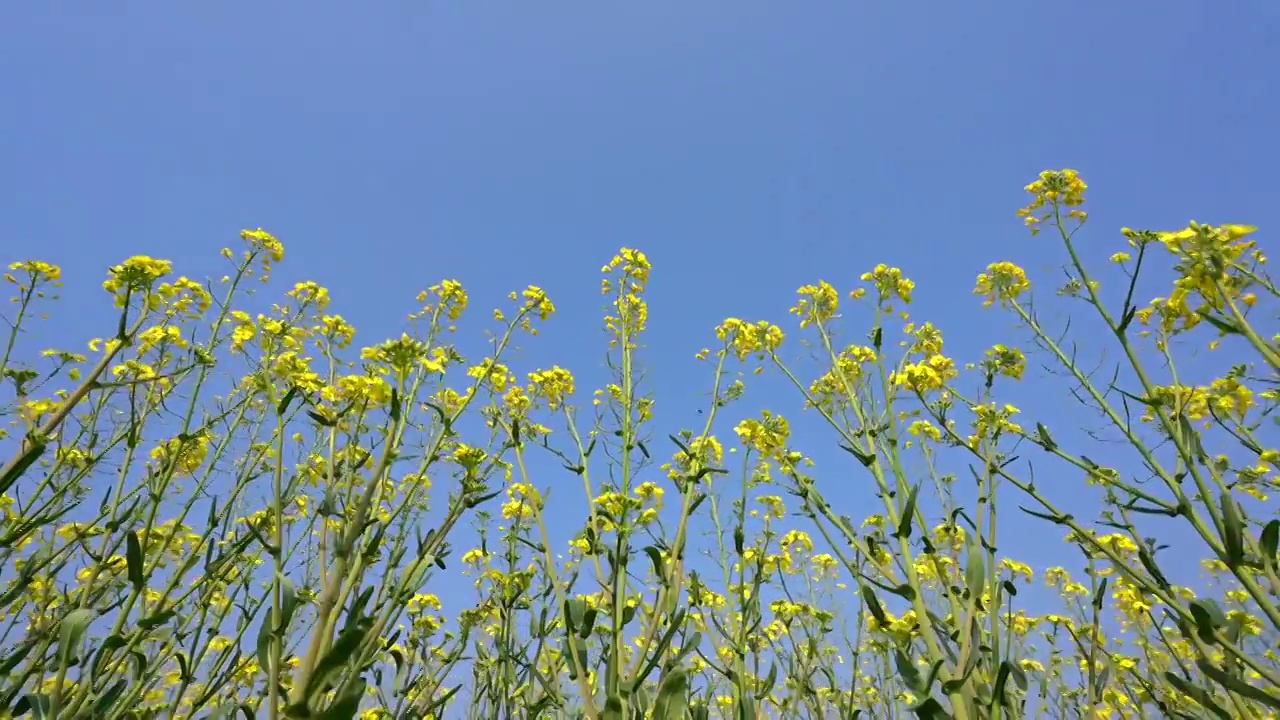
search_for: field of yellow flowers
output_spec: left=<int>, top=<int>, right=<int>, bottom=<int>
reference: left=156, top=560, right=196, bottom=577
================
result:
left=1, top=170, right=1277, bottom=719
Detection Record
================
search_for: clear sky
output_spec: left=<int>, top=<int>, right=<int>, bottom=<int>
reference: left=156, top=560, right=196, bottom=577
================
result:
left=3, top=3, right=1278, bottom=623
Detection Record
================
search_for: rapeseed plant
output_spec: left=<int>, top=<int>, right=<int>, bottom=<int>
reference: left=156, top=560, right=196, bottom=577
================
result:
left=0, top=173, right=1276, bottom=719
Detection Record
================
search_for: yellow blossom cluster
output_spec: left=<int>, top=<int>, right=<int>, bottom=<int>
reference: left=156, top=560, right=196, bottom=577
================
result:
left=859, top=264, right=915, bottom=305
left=790, top=280, right=840, bottom=328
left=973, top=260, right=1031, bottom=307
left=1017, top=168, right=1087, bottom=234
left=102, top=255, right=173, bottom=302
left=715, top=317, right=784, bottom=361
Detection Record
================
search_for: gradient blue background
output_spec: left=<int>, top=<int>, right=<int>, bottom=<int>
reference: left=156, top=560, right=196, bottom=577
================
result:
left=3, top=2, right=1278, bottom=637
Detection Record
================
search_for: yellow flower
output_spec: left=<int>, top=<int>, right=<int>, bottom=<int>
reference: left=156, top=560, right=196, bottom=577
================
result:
left=859, top=264, right=915, bottom=304
left=241, top=228, right=285, bottom=262
left=417, top=279, right=469, bottom=322
left=790, top=280, right=840, bottom=327
left=228, top=311, right=257, bottom=353
left=998, top=558, right=1034, bottom=583
left=156, top=276, right=212, bottom=317
left=287, top=280, right=331, bottom=309
left=716, top=318, right=784, bottom=360
left=514, top=284, right=555, bottom=320
left=150, top=430, right=211, bottom=477
left=467, top=359, right=514, bottom=392
left=664, top=435, right=724, bottom=481
left=406, top=593, right=443, bottom=613
left=756, top=495, right=786, bottom=519
left=634, top=481, right=665, bottom=507
left=974, top=261, right=1030, bottom=307
left=7, top=259, right=62, bottom=283
left=528, top=366, right=576, bottom=409
left=103, top=255, right=173, bottom=298
left=317, top=314, right=356, bottom=348
left=1017, top=169, right=1087, bottom=234
left=500, top=482, right=542, bottom=520
left=734, top=412, right=790, bottom=456
left=892, top=354, right=958, bottom=394
left=983, top=344, right=1026, bottom=380
left=135, top=324, right=188, bottom=354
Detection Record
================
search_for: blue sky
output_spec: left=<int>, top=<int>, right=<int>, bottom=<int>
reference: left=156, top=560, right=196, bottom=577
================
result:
left=3, top=3, right=1279, bottom=634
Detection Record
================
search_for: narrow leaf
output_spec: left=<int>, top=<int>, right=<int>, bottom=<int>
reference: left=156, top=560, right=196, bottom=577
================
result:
left=126, top=531, right=144, bottom=590
left=895, top=484, right=920, bottom=539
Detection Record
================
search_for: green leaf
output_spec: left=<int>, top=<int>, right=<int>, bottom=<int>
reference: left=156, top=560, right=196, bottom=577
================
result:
left=1196, top=659, right=1280, bottom=710
left=755, top=662, right=778, bottom=700
left=0, top=442, right=45, bottom=496
left=464, top=488, right=502, bottom=509
left=920, top=659, right=945, bottom=695
left=564, top=598, right=586, bottom=635
left=601, top=694, right=625, bottom=720
left=911, top=698, right=952, bottom=719
left=1177, top=414, right=1206, bottom=459
left=894, top=649, right=922, bottom=692
left=668, top=434, right=692, bottom=456
left=421, top=684, right=461, bottom=715
left=1035, top=422, right=1057, bottom=451
left=307, top=409, right=337, bottom=427
left=570, top=636, right=590, bottom=679
left=58, top=609, right=95, bottom=666
left=136, top=608, right=178, bottom=631
left=652, top=667, right=690, bottom=720
left=1010, top=663, right=1028, bottom=692
left=255, top=614, right=273, bottom=680
left=1196, top=308, right=1242, bottom=335
left=389, top=387, right=402, bottom=424
left=1163, top=672, right=1231, bottom=720
left=128, top=650, right=148, bottom=684
left=1018, top=505, right=1067, bottom=524
left=862, top=586, right=887, bottom=626
left=839, top=443, right=877, bottom=467
left=1220, top=491, right=1245, bottom=567
left=990, top=661, right=1014, bottom=708
left=276, top=385, right=300, bottom=416
left=644, top=545, right=667, bottom=583
left=126, top=530, right=144, bottom=590
left=885, top=582, right=917, bottom=602
left=12, top=694, right=51, bottom=719
left=1262, top=520, right=1279, bottom=567
left=579, top=607, right=599, bottom=639
left=280, top=576, right=299, bottom=633
left=1137, top=545, right=1170, bottom=589
left=965, top=545, right=985, bottom=601
left=673, top=630, right=701, bottom=663
left=314, top=679, right=366, bottom=720
left=303, top=619, right=372, bottom=707
left=0, top=639, right=35, bottom=678
left=1189, top=599, right=1227, bottom=643
left=1117, top=305, right=1137, bottom=333
left=90, top=680, right=128, bottom=717
left=895, top=484, right=920, bottom=540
